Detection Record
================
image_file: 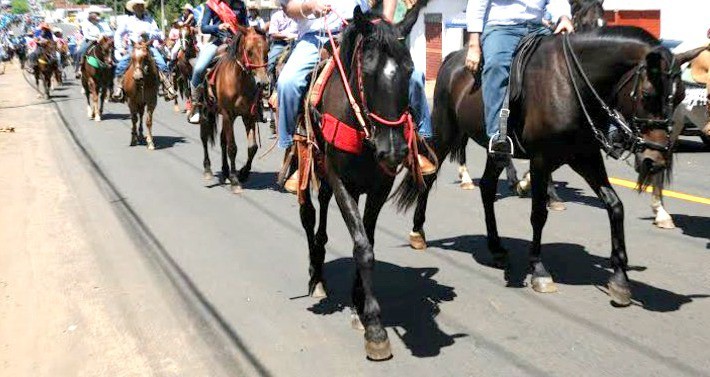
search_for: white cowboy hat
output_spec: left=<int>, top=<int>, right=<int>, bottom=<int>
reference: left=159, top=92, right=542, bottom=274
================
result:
left=181, top=3, right=193, bottom=10
left=52, top=27, right=62, bottom=33
left=126, top=0, right=148, bottom=13
left=87, top=5, right=103, bottom=15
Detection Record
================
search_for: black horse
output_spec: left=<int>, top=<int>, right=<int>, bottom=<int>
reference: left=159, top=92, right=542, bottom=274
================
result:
left=395, top=26, right=705, bottom=306
left=298, top=7, right=427, bottom=360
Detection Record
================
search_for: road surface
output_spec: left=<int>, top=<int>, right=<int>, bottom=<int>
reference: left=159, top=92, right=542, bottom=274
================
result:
left=4, top=60, right=710, bottom=376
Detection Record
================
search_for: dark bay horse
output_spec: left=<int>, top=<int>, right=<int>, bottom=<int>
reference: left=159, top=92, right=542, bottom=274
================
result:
left=124, top=40, right=159, bottom=150
left=200, top=26, right=268, bottom=193
left=33, top=40, right=58, bottom=99
left=80, top=36, right=114, bottom=121
left=396, top=26, right=705, bottom=306
left=298, top=7, right=428, bottom=361
left=172, top=25, right=198, bottom=113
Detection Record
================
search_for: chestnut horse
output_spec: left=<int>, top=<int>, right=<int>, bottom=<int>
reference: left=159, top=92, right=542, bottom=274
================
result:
left=81, top=36, right=114, bottom=121
left=200, top=26, right=268, bottom=193
left=33, top=40, right=58, bottom=99
left=172, top=25, right=198, bottom=113
left=124, top=41, right=159, bottom=150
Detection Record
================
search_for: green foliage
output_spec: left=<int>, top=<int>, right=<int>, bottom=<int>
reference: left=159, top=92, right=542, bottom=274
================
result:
left=10, top=0, right=30, bottom=14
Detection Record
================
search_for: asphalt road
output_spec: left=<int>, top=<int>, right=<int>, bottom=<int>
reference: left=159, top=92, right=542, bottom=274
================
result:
left=33, top=66, right=710, bottom=376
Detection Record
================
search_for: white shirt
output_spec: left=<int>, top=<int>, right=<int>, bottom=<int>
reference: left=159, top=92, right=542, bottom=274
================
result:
left=114, top=13, right=162, bottom=50
left=81, top=20, right=112, bottom=41
left=466, top=0, right=571, bottom=33
left=279, top=0, right=371, bottom=37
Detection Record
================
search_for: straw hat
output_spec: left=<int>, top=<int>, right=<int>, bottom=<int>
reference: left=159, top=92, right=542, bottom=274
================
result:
left=125, top=0, right=148, bottom=13
left=181, top=3, right=193, bottom=10
left=87, top=5, right=103, bottom=15
left=52, top=27, right=62, bottom=34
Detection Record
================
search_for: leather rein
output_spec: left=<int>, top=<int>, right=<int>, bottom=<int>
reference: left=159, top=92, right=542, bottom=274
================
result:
left=562, top=34, right=680, bottom=157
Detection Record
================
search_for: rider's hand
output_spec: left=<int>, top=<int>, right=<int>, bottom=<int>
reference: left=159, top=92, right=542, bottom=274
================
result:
left=307, top=0, right=331, bottom=17
left=218, top=23, right=230, bottom=31
left=465, top=34, right=482, bottom=73
left=554, top=16, right=575, bottom=34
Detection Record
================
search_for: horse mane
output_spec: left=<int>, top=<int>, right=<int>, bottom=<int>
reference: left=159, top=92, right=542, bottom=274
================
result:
left=586, top=25, right=661, bottom=47
left=227, top=32, right=242, bottom=60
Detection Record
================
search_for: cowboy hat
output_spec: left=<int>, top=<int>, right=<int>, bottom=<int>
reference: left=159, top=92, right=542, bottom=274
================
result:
left=181, top=3, right=193, bottom=10
left=87, top=5, right=103, bottom=15
left=125, top=0, right=148, bottom=13
left=39, top=22, right=50, bottom=30
left=52, top=27, right=62, bottom=34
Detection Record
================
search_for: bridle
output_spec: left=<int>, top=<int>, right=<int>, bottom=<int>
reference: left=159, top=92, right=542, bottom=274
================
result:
left=561, top=34, right=680, bottom=157
left=233, top=32, right=267, bottom=72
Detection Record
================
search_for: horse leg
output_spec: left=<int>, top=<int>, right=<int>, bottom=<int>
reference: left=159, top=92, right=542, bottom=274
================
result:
left=219, top=127, right=228, bottom=184
left=457, top=150, right=475, bottom=190
left=301, top=181, right=332, bottom=298
left=327, top=171, right=391, bottom=361
left=651, top=174, right=674, bottom=229
left=480, top=155, right=509, bottom=267
left=569, top=152, right=631, bottom=306
left=504, top=156, right=521, bottom=192
left=90, top=80, right=99, bottom=121
left=84, top=79, right=92, bottom=119
left=238, top=119, right=258, bottom=182
left=201, top=112, right=215, bottom=180
left=145, top=104, right=155, bottom=150
left=409, top=174, right=437, bottom=250
left=223, top=115, right=241, bottom=194
left=528, top=157, right=558, bottom=293
left=546, top=174, right=566, bottom=211
left=129, top=106, right=139, bottom=146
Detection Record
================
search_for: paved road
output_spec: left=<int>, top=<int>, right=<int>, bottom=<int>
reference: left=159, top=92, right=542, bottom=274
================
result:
left=34, top=68, right=710, bottom=376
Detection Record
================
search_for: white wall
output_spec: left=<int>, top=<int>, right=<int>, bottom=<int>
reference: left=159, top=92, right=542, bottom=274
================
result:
left=408, top=0, right=466, bottom=75
left=604, top=0, right=710, bottom=41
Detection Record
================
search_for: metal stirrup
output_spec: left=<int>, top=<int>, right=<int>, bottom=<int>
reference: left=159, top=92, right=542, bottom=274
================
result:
left=488, top=90, right=514, bottom=155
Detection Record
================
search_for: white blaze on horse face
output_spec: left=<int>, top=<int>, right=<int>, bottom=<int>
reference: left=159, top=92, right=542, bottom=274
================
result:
left=597, top=18, right=605, bottom=27
left=383, top=58, right=396, bottom=80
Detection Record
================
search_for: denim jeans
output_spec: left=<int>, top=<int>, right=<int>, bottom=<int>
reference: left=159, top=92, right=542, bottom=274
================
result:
left=267, top=41, right=288, bottom=76
left=74, top=40, right=91, bottom=70
left=191, top=42, right=218, bottom=88
left=114, top=45, right=169, bottom=76
left=481, top=23, right=550, bottom=139
left=277, top=33, right=432, bottom=149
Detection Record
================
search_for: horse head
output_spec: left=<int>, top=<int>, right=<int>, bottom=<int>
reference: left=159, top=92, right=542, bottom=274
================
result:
left=96, top=36, right=114, bottom=67
left=628, top=45, right=708, bottom=188
left=130, top=40, right=153, bottom=81
left=572, top=0, right=606, bottom=31
left=230, top=25, right=269, bottom=87
left=345, top=6, right=415, bottom=171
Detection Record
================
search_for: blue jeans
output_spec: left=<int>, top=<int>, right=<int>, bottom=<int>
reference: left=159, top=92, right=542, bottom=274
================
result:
left=191, top=42, right=218, bottom=88
left=481, top=23, right=550, bottom=139
left=277, top=33, right=432, bottom=149
left=114, top=45, right=169, bottom=76
left=267, top=41, right=289, bottom=76
left=74, top=40, right=91, bottom=70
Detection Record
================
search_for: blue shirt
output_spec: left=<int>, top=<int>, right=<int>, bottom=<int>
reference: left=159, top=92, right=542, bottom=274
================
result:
left=201, top=0, right=247, bottom=44
left=466, top=0, right=571, bottom=33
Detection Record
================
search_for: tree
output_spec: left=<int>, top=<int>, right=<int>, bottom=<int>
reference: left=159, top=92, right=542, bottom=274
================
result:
left=10, top=0, right=30, bottom=14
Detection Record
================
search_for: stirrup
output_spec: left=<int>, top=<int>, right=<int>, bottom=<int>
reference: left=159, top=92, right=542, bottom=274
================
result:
left=487, top=133, right=514, bottom=156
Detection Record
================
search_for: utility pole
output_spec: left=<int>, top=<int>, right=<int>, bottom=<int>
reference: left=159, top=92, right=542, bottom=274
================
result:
left=160, top=0, right=165, bottom=32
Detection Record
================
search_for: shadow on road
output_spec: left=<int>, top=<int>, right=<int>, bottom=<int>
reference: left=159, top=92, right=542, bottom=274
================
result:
left=552, top=181, right=605, bottom=209
left=205, top=171, right=277, bottom=191
left=675, top=138, right=709, bottom=153
left=427, top=235, right=708, bottom=312
left=101, top=113, right=131, bottom=121
left=655, top=214, right=710, bottom=249
left=151, top=135, right=187, bottom=150
left=308, top=258, right=465, bottom=358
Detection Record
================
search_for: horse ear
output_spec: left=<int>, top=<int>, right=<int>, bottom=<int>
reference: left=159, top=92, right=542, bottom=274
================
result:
left=353, top=6, right=372, bottom=34
left=674, top=45, right=708, bottom=66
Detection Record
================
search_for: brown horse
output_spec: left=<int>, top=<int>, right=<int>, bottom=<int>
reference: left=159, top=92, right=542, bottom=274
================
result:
left=33, top=40, right=58, bottom=99
left=124, top=41, right=159, bottom=150
left=81, top=36, right=114, bottom=121
left=200, top=26, right=268, bottom=193
left=172, top=25, right=198, bottom=113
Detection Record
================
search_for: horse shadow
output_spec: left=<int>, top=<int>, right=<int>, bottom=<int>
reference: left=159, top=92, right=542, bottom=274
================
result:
left=151, top=135, right=187, bottom=150
left=101, top=113, right=130, bottom=121
left=646, top=214, right=710, bottom=249
left=426, top=235, right=708, bottom=312
left=675, top=138, right=709, bottom=153
left=205, top=171, right=277, bottom=191
left=553, top=181, right=605, bottom=209
left=308, top=258, right=465, bottom=358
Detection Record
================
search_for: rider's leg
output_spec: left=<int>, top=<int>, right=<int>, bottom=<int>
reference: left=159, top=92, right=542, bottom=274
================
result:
left=74, top=40, right=90, bottom=74
left=481, top=25, right=526, bottom=154
left=408, top=68, right=436, bottom=174
left=150, top=46, right=176, bottom=99
left=187, top=42, right=218, bottom=123
left=277, top=34, right=322, bottom=192
left=111, top=52, right=131, bottom=99
left=267, top=42, right=285, bottom=77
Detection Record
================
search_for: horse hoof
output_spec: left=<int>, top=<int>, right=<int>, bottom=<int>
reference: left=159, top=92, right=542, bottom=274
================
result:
left=608, top=281, right=632, bottom=307
left=460, top=181, right=475, bottom=190
left=351, top=313, right=365, bottom=331
left=516, top=181, right=530, bottom=197
left=94, top=115, right=101, bottom=122
left=531, top=276, right=558, bottom=293
left=547, top=200, right=567, bottom=211
left=147, top=142, right=155, bottom=150
left=654, top=218, right=676, bottom=229
left=173, top=105, right=180, bottom=112
left=409, top=231, right=427, bottom=250
left=365, top=338, right=392, bottom=361
left=311, top=282, right=327, bottom=298
left=232, top=185, right=243, bottom=195
left=203, top=171, right=213, bottom=180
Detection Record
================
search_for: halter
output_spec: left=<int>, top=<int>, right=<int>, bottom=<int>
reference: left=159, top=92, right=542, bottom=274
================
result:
left=561, top=34, right=680, bottom=157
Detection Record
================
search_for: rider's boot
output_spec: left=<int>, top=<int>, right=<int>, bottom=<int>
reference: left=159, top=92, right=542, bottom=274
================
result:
left=282, top=146, right=299, bottom=194
left=159, top=71, right=177, bottom=101
left=418, top=154, right=436, bottom=175
left=187, top=85, right=202, bottom=124
left=111, top=75, right=124, bottom=101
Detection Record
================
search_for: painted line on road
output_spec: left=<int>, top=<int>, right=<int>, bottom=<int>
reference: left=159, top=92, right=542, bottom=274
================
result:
left=609, top=177, right=710, bottom=205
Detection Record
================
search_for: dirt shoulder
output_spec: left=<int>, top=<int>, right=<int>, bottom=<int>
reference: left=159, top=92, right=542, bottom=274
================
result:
left=0, top=65, right=238, bottom=376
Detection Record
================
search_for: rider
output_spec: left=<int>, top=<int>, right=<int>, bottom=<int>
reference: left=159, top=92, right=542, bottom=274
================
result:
left=187, top=0, right=248, bottom=124
left=27, top=22, right=54, bottom=73
left=277, top=0, right=436, bottom=192
left=247, top=5, right=266, bottom=31
left=112, top=0, right=177, bottom=101
left=464, top=0, right=574, bottom=157
left=52, top=28, right=67, bottom=68
left=74, top=6, right=112, bottom=77
left=266, top=7, right=297, bottom=77
left=178, top=3, right=197, bottom=27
